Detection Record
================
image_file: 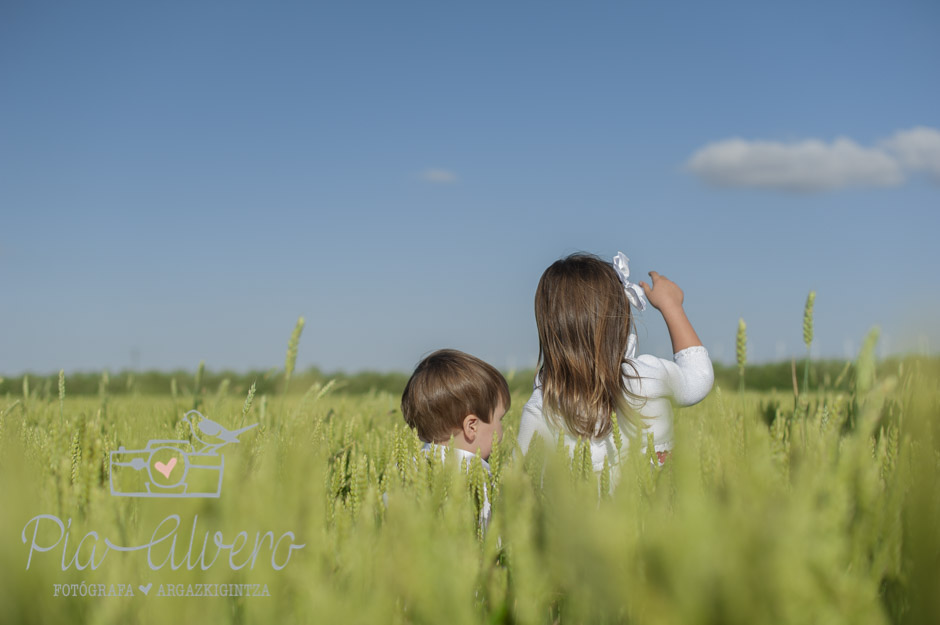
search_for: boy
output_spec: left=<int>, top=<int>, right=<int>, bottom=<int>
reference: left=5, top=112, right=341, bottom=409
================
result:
left=401, top=349, right=510, bottom=470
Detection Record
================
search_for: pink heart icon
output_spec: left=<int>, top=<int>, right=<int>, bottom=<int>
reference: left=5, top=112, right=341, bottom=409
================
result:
left=154, top=457, right=178, bottom=479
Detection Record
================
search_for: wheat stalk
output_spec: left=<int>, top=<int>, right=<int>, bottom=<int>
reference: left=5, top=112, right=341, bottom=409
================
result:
left=737, top=318, right=747, bottom=392
left=193, top=360, right=205, bottom=410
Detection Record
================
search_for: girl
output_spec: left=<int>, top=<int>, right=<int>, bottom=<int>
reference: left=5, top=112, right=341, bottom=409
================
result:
left=517, top=252, right=713, bottom=469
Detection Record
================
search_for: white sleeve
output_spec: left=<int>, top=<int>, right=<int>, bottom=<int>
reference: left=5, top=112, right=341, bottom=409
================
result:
left=634, top=345, right=714, bottom=406
left=517, top=396, right=555, bottom=455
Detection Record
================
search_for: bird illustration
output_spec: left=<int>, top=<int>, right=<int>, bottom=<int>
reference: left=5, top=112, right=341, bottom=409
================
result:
left=181, top=410, right=258, bottom=453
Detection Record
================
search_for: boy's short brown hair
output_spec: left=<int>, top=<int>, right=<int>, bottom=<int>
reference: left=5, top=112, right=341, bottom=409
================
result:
left=401, top=349, right=510, bottom=443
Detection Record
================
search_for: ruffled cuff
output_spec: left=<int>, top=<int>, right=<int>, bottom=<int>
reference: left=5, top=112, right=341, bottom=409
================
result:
left=673, top=345, right=710, bottom=362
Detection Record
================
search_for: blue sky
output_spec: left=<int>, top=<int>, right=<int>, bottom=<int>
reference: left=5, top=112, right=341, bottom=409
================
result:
left=1, top=0, right=938, bottom=375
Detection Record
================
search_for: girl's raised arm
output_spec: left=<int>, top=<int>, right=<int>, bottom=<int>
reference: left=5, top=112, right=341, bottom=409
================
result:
left=639, top=271, right=702, bottom=354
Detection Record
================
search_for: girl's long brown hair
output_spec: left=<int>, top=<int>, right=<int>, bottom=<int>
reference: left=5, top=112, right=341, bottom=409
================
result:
left=535, top=253, right=642, bottom=439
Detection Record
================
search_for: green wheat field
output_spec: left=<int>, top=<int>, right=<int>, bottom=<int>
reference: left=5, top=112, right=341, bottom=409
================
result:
left=1, top=322, right=938, bottom=625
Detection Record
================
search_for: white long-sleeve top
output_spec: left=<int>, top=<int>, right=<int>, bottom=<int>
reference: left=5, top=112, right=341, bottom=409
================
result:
left=516, top=345, right=714, bottom=471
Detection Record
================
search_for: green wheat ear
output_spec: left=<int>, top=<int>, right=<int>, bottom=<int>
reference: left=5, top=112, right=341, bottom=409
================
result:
left=737, top=318, right=748, bottom=392
left=803, top=291, right=816, bottom=393
left=242, top=381, right=257, bottom=421
left=580, top=437, right=593, bottom=480
left=803, top=291, right=816, bottom=348
left=600, top=455, right=611, bottom=498
left=489, top=429, right=501, bottom=477
left=284, top=316, right=306, bottom=394
left=611, top=411, right=623, bottom=459
left=58, top=370, right=65, bottom=420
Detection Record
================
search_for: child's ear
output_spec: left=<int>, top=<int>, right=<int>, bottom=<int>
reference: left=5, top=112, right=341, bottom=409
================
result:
left=462, top=414, right=479, bottom=442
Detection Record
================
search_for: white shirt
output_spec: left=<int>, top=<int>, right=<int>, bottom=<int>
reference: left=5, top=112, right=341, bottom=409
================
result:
left=517, top=345, right=714, bottom=472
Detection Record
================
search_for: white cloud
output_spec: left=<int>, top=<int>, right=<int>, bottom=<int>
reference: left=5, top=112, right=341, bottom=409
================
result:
left=883, top=126, right=940, bottom=178
left=419, top=168, right=458, bottom=184
left=686, top=136, right=904, bottom=192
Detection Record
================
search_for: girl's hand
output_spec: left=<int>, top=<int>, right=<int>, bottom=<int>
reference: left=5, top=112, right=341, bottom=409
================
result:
left=639, top=271, right=684, bottom=312
left=639, top=271, right=702, bottom=352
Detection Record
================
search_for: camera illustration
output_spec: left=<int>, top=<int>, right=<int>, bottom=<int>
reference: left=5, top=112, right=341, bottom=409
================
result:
left=109, top=410, right=257, bottom=499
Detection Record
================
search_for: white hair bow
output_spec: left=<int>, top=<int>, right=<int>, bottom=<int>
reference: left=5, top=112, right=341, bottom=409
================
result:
left=612, top=251, right=647, bottom=312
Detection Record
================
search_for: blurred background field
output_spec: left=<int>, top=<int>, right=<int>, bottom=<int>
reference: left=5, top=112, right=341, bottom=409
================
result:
left=6, top=354, right=939, bottom=398
left=1, top=343, right=938, bottom=625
